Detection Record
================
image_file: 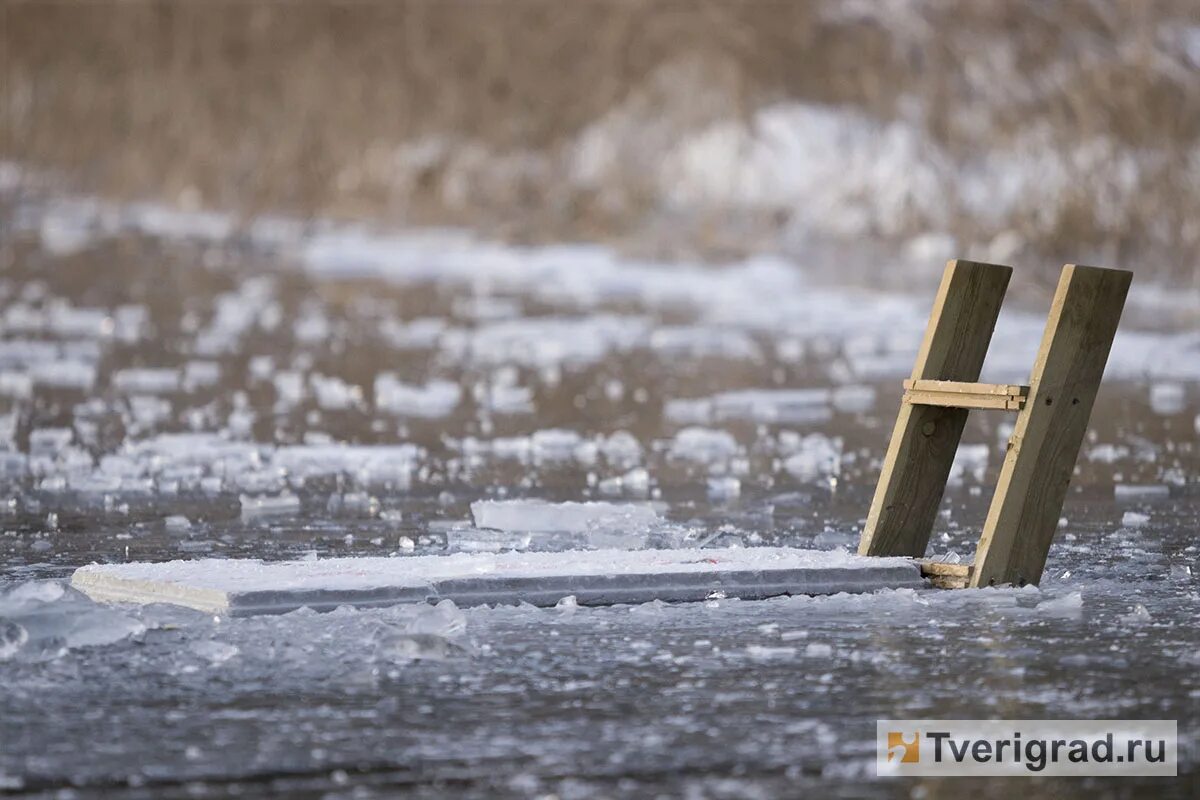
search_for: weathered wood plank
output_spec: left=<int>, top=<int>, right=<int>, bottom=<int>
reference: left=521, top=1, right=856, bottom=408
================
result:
left=927, top=573, right=972, bottom=589
left=858, top=260, right=1012, bottom=557
left=919, top=560, right=974, bottom=589
left=918, top=560, right=974, bottom=578
left=971, top=264, right=1132, bottom=587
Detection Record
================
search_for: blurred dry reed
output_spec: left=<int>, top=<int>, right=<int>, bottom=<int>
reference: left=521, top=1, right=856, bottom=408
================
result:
left=3, top=0, right=1198, bottom=280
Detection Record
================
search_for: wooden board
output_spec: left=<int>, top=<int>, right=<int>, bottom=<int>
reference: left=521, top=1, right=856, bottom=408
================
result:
left=903, top=391, right=1025, bottom=411
left=903, top=379, right=1028, bottom=410
left=903, top=380, right=1028, bottom=396
left=71, top=547, right=926, bottom=616
left=858, top=260, right=1012, bottom=558
left=919, top=559, right=974, bottom=589
left=971, top=265, right=1132, bottom=587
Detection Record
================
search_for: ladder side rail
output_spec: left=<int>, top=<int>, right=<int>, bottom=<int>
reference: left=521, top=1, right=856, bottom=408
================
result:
left=858, top=259, right=1012, bottom=558
left=971, top=265, right=1132, bottom=587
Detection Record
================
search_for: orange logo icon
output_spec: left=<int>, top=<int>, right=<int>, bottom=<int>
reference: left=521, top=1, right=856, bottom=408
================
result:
left=887, top=731, right=920, bottom=763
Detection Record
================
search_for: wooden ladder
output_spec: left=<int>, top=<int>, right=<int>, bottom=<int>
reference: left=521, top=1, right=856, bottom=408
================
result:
left=857, top=260, right=1132, bottom=588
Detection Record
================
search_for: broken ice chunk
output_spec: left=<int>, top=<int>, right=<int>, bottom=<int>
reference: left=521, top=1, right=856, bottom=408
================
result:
left=1087, top=443, right=1130, bottom=463
left=189, top=639, right=239, bottom=665
left=112, top=368, right=180, bottom=395
left=599, top=467, right=651, bottom=498
left=0, top=371, right=33, bottom=399
left=709, top=388, right=831, bottom=424
left=374, top=374, right=461, bottom=417
left=707, top=476, right=741, bottom=501
left=310, top=374, right=363, bottom=411
left=649, top=326, right=762, bottom=361
left=182, top=361, right=221, bottom=392
left=0, top=620, right=29, bottom=661
left=470, top=499, right=660, bottom=533
left=780, top=433, right=841, bottom=483
left=531, top=429, right=583, bottom=463
left=240, top=493, right=301, bottom=522
left=1119, top=604, right=1152, bottom=625
left=0, top=451, right=27, bottom=480
left=600, top=430, right=642, bottom=469
left=446, top=525, right=534, bottom=553
left=1114, top=484, right=1169, bottom=501
left=1149, top=382, right=1185, bottom=415
left=0, top=581, right=145, bottom=659
left=812, top=529, right=857, bottom=549
left=272, top=371, right=305, bottom=408
left=1121, top=510, right=1150, bottom=527
left=831, top=384, right=877, bottom=414
left=374, top=632, right=465, bottom=662
left=29, top=428, right=73, bottom=457
left=373, top=599, right=469, bottom=662
left=1036, top=591, right=1083, bottom=616
left=746, top=644, right=797, bottom=659
left=163, top=515, right=192, bottom=533
left=668, top=427, right=740, bottom=467
left=663, top=398, right=712, bottom=425
left=478, top=383, right=534, bottom=414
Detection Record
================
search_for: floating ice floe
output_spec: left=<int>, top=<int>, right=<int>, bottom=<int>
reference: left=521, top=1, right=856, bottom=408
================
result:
left=29, top=359, right=97, bottom=391
left=20, top=434, right=426, bottom=497
left=1087, top=443, right=1130, bottom=463
left=531, top=429, right=587, bottom=464
left=182, top=360, right=221, bottom=392
left=442, top=315, right=651, bottom=370
left=379, top=317, right=449, bottom=350
left=1149, top=382, right=1186, bottom=415
left=272, top=444, right=423, bottom=489
left=668, top=427, right=740, bottom=467
left=112, top=368, right=181, bottom=395
left=374, top=374, right=461, bottom=417
left=310, top=374, right=363, bottom=411
left=706, top=476, right=742, bottom=502
left=1114, top=484, right=1170, bottom=501
left=596, top=467, right=651, bottom=498
left=476, top=383, right=535, bottom=414
left=1121, top=511, right=1151, bottom=527
left=0, top=371, right=32, bottom=399
left=669, top=389, right=833, bottom=426
left=0, top=451, right=27, bottom=480
left=240, top=493, right=301, bottom=522
left=780, top=432, right=842, bottom=483
left=0, top=581, right=145, bottom=662
left=373, top=599, right=471, bottom=662
left=648, top=326, right=763, bottom=361
left=831, top=384, right=877, bottom=414
left=600, top=431, right=643, bottom=469
left=471, top=499, right=660, bottom=533
left=1036, top=591, right=1084, bottom=617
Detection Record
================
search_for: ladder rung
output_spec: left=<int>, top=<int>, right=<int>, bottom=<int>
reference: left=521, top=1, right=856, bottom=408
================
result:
left=902, top=379, right=1028, bottom=411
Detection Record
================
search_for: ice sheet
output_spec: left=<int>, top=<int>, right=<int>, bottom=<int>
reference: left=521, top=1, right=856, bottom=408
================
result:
left=71, top=547, right=924, bottom=616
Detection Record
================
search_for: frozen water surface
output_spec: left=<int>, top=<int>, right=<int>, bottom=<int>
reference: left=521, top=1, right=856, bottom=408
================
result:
left=0, top=188, right=1198, bottom=796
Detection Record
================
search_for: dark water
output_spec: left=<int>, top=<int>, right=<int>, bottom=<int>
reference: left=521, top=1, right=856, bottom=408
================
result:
left=0, top=195, right=1197, bottom=797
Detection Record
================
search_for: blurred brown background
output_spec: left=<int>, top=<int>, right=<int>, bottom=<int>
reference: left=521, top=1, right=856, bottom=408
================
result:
left=4, top=0, right=1199, bottom=281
